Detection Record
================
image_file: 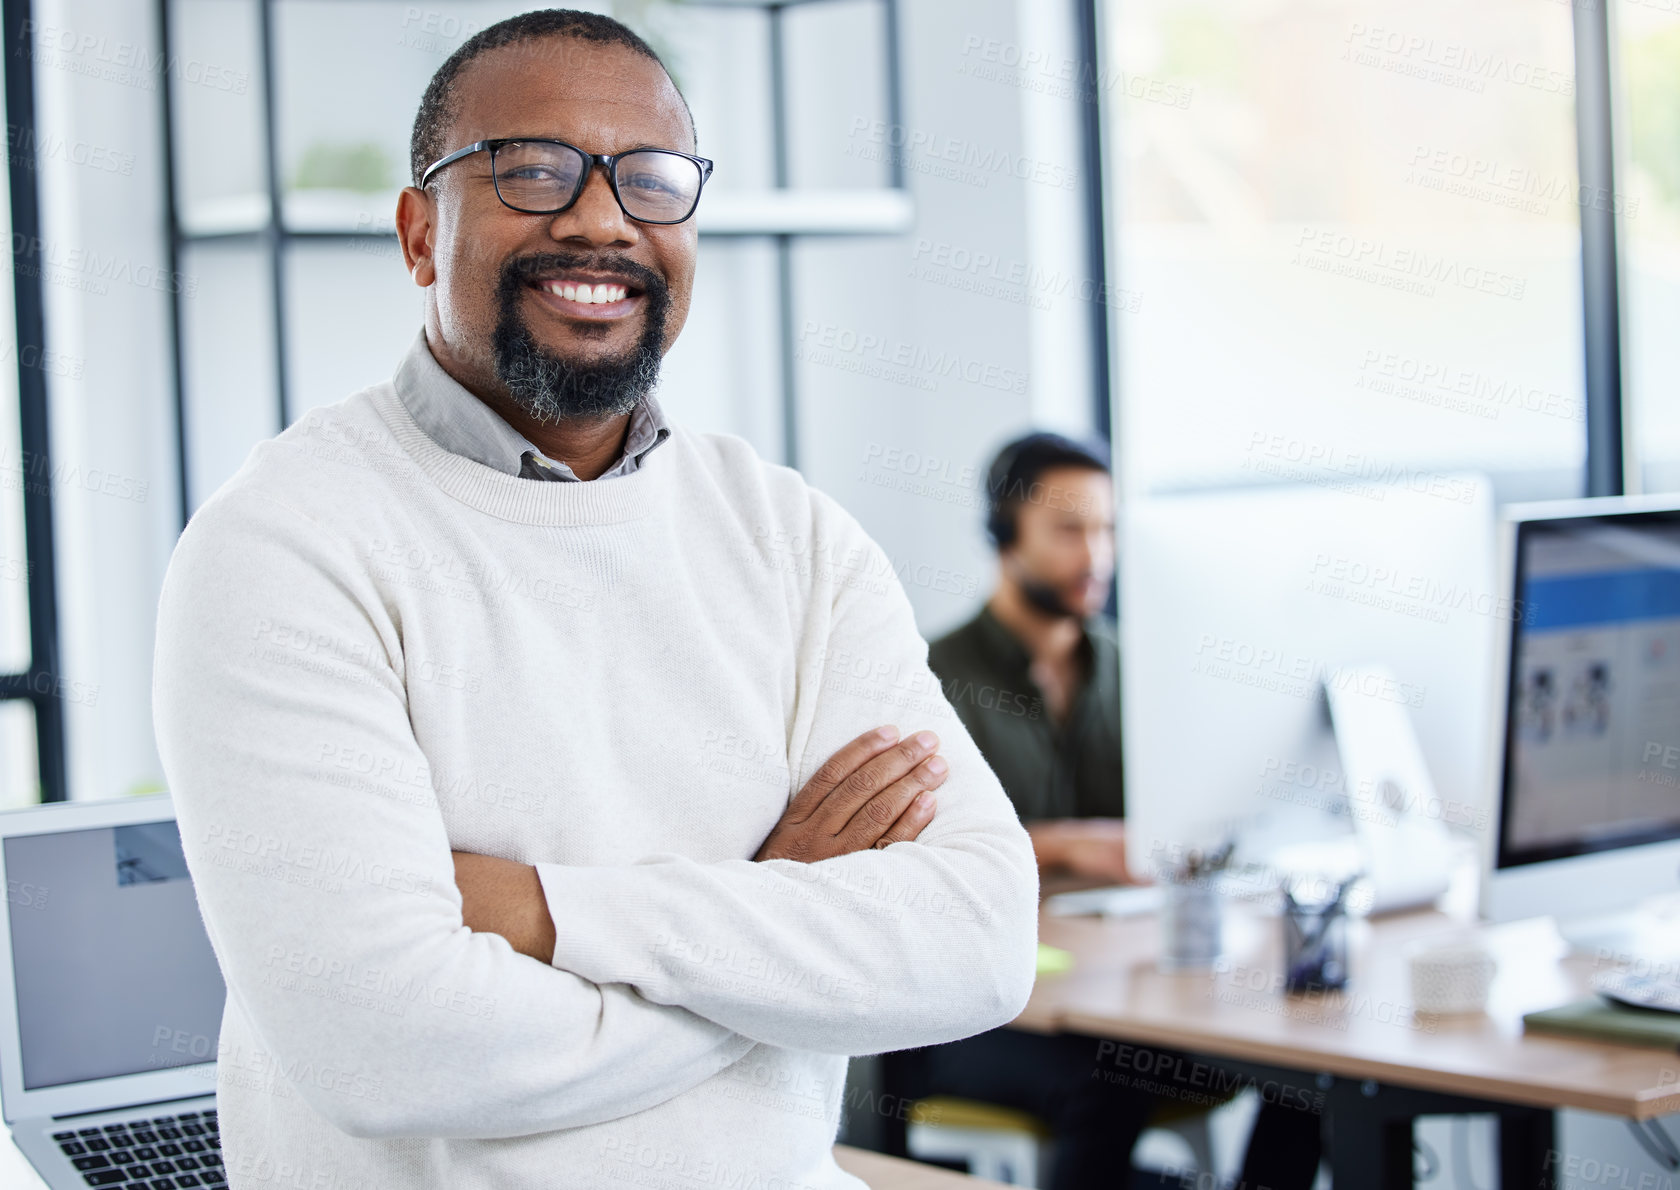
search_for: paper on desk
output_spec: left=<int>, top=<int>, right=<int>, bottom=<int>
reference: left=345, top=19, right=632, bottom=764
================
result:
left=1044, top=884, right=1165, bottom=918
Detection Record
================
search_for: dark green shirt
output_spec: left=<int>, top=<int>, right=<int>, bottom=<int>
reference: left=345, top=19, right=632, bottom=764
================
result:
left=926, top=604, right=1123, bottom=824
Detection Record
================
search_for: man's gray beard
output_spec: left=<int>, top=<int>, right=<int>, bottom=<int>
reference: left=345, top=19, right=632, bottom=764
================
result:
left=492, top=313, right=664, bottom=424
left=490, top=250, right=670, bottom=424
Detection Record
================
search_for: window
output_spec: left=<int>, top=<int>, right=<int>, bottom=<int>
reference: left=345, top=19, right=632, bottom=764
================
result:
left=1618, top=4, right=1680, bottom=494
left=1101, top=0, right=1588, bottom=503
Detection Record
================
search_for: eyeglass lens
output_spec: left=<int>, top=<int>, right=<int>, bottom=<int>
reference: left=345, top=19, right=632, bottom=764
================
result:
left=493, top=141, right=703, bottom=222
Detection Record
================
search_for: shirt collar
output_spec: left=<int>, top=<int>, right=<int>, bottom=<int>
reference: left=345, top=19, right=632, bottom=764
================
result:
left=394, top=328, right=671, bottom=480
left=975, top=601, right=1099, bottom=677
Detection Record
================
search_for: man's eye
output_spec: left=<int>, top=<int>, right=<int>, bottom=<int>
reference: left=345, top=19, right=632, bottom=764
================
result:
left=624, top=174, right=679, bottom=195
left=504, top=166, right=564, bottom=182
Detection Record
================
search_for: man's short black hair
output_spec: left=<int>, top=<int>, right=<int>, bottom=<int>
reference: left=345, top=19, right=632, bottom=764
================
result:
left=409, top=8, right=694, bottom=187
left=983, top=431, right=1112, bottom=550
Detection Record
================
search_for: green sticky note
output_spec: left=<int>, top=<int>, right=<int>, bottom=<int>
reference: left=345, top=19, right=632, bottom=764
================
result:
left=1036, top=943, right=1074, bottom=975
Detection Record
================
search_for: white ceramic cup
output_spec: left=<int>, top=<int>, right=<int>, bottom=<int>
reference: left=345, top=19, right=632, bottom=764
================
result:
left=1407, top=939, right=1497, bottom=1015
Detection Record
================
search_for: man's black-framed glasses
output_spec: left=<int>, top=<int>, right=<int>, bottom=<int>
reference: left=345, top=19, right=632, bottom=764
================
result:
left=420, top=138, right=715, bottom=225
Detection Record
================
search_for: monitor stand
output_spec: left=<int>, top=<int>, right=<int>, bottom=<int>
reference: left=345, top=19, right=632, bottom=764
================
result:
left=1324, top=665, right=1457, bottom=915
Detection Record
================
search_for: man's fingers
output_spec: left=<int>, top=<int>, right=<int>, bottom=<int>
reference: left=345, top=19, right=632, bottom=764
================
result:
left=870, top=789, right=939, bottom=850
left=785, top=725, right=901, bottom=822
left=811, top=730, right=941, bottom=834
left=837, top=753, right=948, bottom=850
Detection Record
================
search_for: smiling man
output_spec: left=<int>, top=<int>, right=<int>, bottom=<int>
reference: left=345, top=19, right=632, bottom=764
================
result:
left=150, top=9, right=1038, bottom=1190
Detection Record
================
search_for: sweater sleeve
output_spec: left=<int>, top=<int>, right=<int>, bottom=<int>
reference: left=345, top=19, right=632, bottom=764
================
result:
left=152, top=488, right=754, bottom=1141
left=535, top=502, right=1041, bottom=1055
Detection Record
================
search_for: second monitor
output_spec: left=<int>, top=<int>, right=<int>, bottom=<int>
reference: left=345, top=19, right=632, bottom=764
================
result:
left=1121, top=474, right=1501, bottom=900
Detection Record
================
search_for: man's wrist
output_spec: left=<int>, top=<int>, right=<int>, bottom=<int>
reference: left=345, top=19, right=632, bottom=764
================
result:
left=1025, top=820, right=1069, bottom=870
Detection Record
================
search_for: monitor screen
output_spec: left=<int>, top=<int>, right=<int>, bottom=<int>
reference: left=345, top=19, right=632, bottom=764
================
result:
left=1498, top=512, right=1680, bottom=868
left=5, top=821, right=225, bottom=1090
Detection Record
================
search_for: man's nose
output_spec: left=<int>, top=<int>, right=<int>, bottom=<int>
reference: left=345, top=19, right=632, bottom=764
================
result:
left=548, top=164, right=637, bottom=246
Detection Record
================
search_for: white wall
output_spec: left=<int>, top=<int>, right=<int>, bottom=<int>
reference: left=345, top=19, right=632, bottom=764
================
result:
left=784, top=0, right=1096, bottom=638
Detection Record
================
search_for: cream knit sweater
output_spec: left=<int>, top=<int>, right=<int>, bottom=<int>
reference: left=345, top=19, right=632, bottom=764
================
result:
left=152, top=333, right=1040, bottom=1190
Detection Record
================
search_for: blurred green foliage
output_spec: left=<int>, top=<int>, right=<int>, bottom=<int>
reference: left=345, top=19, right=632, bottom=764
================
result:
left=293, top=141, right=394, bottom=192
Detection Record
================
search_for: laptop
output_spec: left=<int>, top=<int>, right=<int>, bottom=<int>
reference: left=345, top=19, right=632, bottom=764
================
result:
left=0, top=794, right=226, bottom=1188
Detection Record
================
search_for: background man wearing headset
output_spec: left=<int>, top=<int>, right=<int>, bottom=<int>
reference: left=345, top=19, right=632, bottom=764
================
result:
left=931, top=432, right=1128, bottom=886
left=901, top=433, right=1324, bottom=1189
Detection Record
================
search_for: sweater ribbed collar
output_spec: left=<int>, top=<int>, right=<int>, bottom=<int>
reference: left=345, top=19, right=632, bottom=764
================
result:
left=372, top=328, right=667, bottom=527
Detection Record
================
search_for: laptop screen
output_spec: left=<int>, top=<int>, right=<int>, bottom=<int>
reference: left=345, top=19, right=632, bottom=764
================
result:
left=5, top=820, right=225, bottom=1090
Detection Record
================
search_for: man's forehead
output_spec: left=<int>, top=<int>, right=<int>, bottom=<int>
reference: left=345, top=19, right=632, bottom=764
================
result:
left=449, top=37, right=692, bottom=152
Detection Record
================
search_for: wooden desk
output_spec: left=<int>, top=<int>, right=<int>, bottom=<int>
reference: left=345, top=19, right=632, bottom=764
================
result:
left=1023, top=900, right=1680, bottom=1187
left=835, top=1144, right=1010, bottom=1188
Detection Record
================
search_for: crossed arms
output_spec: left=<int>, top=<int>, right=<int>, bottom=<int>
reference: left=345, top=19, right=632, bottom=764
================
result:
left=451, top=723, right=950, bottom=964
left=152, top=489, right=1039, bottom=1140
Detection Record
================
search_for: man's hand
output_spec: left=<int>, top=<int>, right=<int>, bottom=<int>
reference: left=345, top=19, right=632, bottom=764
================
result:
left=451, top=727, right=943, bottom=956
left=1026, top=818, right=1141, bottom=884
left=452, top=851, right=558, bottom=963
left=754, top=725, right=944, bottom=863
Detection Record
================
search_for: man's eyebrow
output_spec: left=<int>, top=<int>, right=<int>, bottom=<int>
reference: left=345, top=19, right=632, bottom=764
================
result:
left=481, top=136, right=693, bottom=154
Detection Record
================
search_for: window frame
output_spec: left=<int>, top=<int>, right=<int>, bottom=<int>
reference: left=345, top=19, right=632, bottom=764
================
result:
left=1, top=0, right=69, bottom=804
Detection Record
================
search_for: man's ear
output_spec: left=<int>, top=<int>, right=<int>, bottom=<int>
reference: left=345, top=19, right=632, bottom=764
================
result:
left=395, top=186, right=436, bottom=287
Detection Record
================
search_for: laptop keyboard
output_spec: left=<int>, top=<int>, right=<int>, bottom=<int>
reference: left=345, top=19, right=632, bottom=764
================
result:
left=50, top=1109, right=223, bottom=1187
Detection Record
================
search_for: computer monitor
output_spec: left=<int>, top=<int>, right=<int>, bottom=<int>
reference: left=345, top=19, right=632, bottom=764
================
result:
left=1482, top=496, right=1680, bottom=948
left=1121, top=475, right=1500, bottom=901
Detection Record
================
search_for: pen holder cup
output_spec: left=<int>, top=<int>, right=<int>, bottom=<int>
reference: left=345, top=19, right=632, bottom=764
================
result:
left=1159, top=879, right=1223, bottom=971
left=1283, top=898, right=1350, bottom=994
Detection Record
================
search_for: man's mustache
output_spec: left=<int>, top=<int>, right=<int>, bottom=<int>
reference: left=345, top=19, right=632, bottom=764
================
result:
left=500, top=252, right=666, bottom=296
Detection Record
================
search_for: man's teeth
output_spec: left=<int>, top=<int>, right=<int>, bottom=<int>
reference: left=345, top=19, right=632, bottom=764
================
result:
left=541, top=280, right=629, bottom=305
